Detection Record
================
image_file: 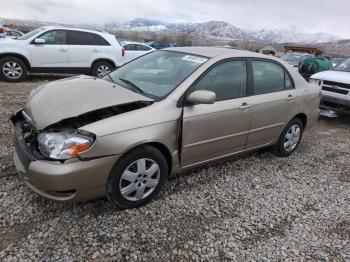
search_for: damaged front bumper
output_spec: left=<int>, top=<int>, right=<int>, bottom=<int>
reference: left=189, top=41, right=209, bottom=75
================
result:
left=11, top=110, right=119, bottom=202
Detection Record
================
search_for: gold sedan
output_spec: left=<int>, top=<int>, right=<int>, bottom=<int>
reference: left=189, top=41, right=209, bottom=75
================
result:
left=12, top=47, right=321, bottom=208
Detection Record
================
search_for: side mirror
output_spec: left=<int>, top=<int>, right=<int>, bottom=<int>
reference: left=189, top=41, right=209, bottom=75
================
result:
left=187, top=90, right=216, bottom=105
left=34, top=38, right=46, bottom=44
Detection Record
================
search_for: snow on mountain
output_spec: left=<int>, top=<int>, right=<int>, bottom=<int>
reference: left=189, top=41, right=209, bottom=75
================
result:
left=253, top=28, right=340, bottom=43
left=118, top=18, right=341, bottom=44
left=185, top=21, right=249, bottom=40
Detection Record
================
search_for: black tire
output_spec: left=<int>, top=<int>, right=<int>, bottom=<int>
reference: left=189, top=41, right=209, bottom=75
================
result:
left=0, top=56, right=28, bottom=82
left=91, top=61, right=113, bottom=77
left=274, top=118, right=304, bottom=157
left=106, top=146, right=168, bottom=209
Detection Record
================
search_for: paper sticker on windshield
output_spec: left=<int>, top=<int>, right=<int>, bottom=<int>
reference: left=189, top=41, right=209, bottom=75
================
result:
left=182, top=55, right=208, bottom=64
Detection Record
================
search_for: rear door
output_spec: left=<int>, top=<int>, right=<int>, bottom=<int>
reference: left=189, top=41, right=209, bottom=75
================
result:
left=181, top=60, right=252, bottom=167
left=67, top=30, right=103, bottom=68
left=245, top=59, right=297, bottom=149
left=29, top=29, right=68, bottom=68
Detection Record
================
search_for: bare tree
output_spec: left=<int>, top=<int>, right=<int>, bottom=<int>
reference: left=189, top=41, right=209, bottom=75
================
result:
left=158, top=33, right=173, bottom=43
left=131, top=31, right=140, bottom=42
left=174, top=33, right=190, bottom=46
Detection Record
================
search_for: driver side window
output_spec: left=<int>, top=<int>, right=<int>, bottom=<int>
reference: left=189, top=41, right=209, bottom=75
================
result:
left=36, top=30, right=67, bottom=45
left=191, top=60, right=247, bottom=101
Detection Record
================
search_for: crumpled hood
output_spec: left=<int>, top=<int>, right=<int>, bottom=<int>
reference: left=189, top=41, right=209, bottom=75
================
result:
left=311, top=70, right=350, bottom=84
left=24, top=75, right=153, bottom=130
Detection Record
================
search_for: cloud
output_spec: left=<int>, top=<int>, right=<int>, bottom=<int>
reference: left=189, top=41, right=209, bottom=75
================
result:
left=1, top=0, right=350, bottom=38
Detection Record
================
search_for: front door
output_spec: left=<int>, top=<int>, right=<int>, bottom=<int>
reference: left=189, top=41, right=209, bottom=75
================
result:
left=29, top=30, right=69, bottom=68
left=181, top=60, right=252, bottom=167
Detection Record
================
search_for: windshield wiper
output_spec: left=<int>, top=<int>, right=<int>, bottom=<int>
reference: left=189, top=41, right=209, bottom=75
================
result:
left=118, top=78, right=145, bottom=94
left=105, top=74, right=115, bottom=83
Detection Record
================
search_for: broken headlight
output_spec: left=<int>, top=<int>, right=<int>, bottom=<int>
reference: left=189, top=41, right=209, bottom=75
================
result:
left=37, top=131, right=94, bottom=160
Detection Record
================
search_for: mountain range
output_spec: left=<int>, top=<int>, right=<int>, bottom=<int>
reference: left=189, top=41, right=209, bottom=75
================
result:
left=113, top=18, right=341, bottom=44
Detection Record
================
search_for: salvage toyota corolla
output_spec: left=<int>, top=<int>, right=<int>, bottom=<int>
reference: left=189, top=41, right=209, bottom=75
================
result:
left=12, top=47, right=321, bottom=208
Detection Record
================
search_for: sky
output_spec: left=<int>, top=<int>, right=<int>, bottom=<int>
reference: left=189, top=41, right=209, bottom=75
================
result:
left=2, top=0, right=350, bottom=38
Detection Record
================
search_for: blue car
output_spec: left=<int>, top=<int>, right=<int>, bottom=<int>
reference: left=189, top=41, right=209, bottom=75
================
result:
left=150, top=42, right=172, bottom=49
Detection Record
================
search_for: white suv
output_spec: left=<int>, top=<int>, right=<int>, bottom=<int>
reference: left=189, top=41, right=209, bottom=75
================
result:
left=310, top=58, right=350, bottom=112
left=0, top=26, right=125, bottom=82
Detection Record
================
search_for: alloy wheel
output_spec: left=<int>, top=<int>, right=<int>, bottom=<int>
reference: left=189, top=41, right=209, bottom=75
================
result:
left=2, top=61, right=23, bottom=80
left=284, top=124, right=301, bottom=152
left=96, top=65, right=111, bottom=77
left=119, top=158, right=160, bottom=201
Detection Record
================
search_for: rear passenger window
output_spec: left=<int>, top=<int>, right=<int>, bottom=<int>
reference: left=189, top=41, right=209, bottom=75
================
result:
left=192, top=60, right=247, bottom=101
left=285, top=72, right=293, bottom=89
left=68, top=31, right=110, bottom=46
left=137, top=44, right=151, bottom=51
left=252, top=61, right=291, bottom=95
left=124, top=44, right=136, bottom=51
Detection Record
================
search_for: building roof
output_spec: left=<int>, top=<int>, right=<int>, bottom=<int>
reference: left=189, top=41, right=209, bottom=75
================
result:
left=260, top=44, right=284, bottom=52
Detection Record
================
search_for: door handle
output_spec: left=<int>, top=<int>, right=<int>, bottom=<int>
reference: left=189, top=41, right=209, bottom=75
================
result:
left=287, top=94, right=295, bottom=100
left=92, top=49, right=100, bottom=53
left=58, top=48, right=67, bottom=52
left=239, top=102, right=251, bottom=110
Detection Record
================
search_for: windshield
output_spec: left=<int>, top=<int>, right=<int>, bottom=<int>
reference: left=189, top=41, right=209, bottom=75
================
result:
left=280, top=53, right=302, bottom=65
left=333, top=58, right=350, bottom=72
left=106, top=51, right=208, bottom=99
left=17, top=28, right=45, bottom=40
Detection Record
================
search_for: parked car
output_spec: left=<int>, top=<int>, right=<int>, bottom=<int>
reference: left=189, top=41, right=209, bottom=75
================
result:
left=331, top=58, right=343, bottom=67
left=150, top=41, right=172, bottom=49
left=280, top=52, right=313, bottom=68
left=11, top=47, right=321, bottom=208
left=4, top=28, right=24, bottom=39
left=0, top=26, right=124, bottom=82
left=310, top=57, right=350, bottom=112
left=0, top=18, right=4, bottom=38
left=122, top=42, right=155, bottom=63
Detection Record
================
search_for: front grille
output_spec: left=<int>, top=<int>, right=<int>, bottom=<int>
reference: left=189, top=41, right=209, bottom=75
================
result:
left=322, top=86, right=349, bottom=95
left=323, top=81, right=350, bottom=90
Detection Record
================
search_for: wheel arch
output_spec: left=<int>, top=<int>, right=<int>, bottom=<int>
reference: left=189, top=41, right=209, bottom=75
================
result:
left=91, top=58, right=116, bottom=70
left=0, top=53, right=31, bottom=70
left=292, top=113, right=307, bottom=129
left=121, top=142, right=173, bottom=176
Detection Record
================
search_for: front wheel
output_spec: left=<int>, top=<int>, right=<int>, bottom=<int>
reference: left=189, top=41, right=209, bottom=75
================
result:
left=106, top=146, right=168, bottom=209
left=0, top=56, right=28, bottom=82
left=274, top=118, right=304, bottom=157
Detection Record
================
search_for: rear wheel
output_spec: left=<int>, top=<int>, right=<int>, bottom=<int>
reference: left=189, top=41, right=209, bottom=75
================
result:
left=106, top=146, right=168, bottom=209
left=274, top=118, right=304, bottom=157
left=92, top=61, right=113, bottom=77
left=0, top=56, right=28, bottom=82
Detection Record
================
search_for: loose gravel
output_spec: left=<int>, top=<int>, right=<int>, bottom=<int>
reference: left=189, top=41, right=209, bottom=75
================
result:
left=0, top=75, right=350, bottom=261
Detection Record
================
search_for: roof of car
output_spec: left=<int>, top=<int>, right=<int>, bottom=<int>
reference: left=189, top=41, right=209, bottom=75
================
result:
left=165, top=46, right=269, bottom=59
left=122, top=41, right=154, bottom=48
left=41, top=26, right=109, bottom=35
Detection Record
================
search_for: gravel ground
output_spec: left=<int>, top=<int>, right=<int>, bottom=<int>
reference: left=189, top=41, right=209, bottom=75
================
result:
left=0, top=75, right=350, bottom=261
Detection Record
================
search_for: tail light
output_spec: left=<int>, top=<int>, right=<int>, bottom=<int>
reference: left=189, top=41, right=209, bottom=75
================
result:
left=0, top=28, right=4, bottom=34
left=122, top=47, right=125, bottom=57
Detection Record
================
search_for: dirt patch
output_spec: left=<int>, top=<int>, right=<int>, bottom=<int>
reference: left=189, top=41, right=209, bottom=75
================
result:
left=0, top=223, right=33, bottom=251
